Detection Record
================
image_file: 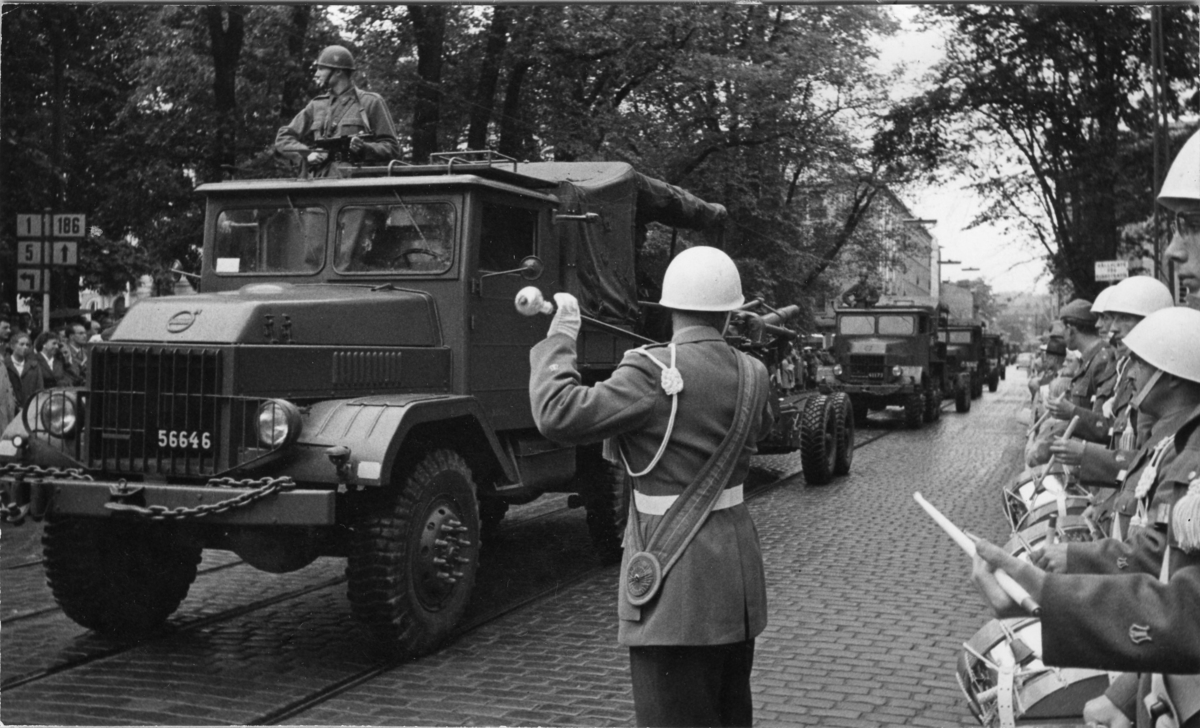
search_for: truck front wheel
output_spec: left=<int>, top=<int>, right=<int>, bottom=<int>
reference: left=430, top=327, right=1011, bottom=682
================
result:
left=924, top=387, right=942, bottom=423
left=347, top=449, right=481, bottom=659
left=956, top=385, right=972, bottom=413
left=43, top=515, right=201, bottom=634
left=578, top=446, right=629, bottom=566
left=988, top=373, right=999, bottom=392
left=903, top=392, right=925, bottom=429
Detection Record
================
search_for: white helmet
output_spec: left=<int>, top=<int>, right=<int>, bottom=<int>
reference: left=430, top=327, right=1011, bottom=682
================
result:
left=1091, top=285, right=1115, bottom=315
left=1105, top=275, right=1175, bottom=318
left=659, top=246, right=745, bottom=311
left=1158, top=129, right=1200, bottom=213
left=1123, top=307, right=1200, bottom=384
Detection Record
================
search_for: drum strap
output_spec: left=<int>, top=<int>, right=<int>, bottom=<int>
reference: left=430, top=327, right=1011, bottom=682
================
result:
left=1134, top=436, right=1175, bottom=529
left=623, top=350, right=762, bottom=607
left=996, top=665, right=1017, bottom=728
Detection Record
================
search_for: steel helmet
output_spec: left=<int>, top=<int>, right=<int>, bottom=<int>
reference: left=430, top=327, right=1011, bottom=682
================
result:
left=1158, top=129, right=1200, bottom=213
left=659, top=246, right=745, bottom=311
left=1123, top=307, right=1200, bottom=384
left=1104, top=275, right=1175, bottom=318
left=1091, top=285, right=1114, bottom=315
left=314, top=45, right=356, bottom=72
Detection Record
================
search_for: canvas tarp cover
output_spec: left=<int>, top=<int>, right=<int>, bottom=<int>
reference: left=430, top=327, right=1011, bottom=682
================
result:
left=519, top=162, right=727, bottom=325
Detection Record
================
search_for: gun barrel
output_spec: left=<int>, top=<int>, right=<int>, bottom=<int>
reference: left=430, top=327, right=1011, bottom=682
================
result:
left=761, top=305, right=800, bottom=328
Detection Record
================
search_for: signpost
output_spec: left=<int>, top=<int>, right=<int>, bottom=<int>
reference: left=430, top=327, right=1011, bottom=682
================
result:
left=15, top=211, right=85, bottom=332
left=1094, top=260, right=1129, bottom=282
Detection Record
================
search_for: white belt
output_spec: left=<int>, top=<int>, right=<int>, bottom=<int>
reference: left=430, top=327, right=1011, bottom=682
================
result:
left=634, top=485, right=743, bottom=516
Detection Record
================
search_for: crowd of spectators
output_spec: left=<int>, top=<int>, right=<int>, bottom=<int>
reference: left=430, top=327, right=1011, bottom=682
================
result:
left=0, top=301, right=124, bottom=434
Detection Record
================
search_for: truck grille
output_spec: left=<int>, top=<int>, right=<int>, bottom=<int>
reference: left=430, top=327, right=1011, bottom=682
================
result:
left=847, top=354, right=886, bottom=379
left=87, top=346, right=272, bottom=476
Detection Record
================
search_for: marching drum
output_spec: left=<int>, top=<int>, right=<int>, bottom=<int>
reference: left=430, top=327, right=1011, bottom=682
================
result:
left=957, top=617, right=1109, bottom=727
left=1003, top=515, right=1100, bottom=562
left=1001, top=471, right=1090, bottom=531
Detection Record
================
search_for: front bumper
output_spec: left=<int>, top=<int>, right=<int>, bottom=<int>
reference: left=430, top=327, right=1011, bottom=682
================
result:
left=836, top=382, right=918, bottom=398
left=0, top=475, right=335, bottom=526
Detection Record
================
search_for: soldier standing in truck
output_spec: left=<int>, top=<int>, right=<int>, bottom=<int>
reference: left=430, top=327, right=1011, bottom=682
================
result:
left=530, top=246, right=773, bottom=727
left=840, top=271, right=881, bottom=308
left=275, top=45, right=400, bottom=174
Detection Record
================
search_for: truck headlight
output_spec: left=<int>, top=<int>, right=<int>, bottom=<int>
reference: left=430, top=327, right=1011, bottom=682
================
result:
left=256, top=400, right=302, bottom=447
left=32, top=391, right=79, bottom=437
left=891, top=365, right=902, bottom=377
left=832, top=364, right=842, bottom=376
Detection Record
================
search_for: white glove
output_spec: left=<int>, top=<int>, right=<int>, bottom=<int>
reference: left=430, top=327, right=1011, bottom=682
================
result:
left=547, top=292, right=581, bottom=340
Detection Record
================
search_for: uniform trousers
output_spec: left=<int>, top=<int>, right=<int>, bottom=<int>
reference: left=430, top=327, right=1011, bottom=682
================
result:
left=629, top=639, right=755, bottom=728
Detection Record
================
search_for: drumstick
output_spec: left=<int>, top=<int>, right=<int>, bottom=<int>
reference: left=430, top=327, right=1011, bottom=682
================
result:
left=1038, top=415, right=1081, bottom=489
left=913, top=492, right=1041, bottom=615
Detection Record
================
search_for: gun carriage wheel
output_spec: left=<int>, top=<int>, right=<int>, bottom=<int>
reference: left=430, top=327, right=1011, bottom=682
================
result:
left=43, top=515, right=202, bottom=634
left=346, top=448, right=481, bottom=659
left=799, top=394, right=838, bottom=485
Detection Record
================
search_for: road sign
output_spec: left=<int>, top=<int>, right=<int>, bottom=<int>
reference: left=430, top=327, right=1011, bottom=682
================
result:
left=17, top=240, right=44, bottom=265
left=52, top=214, right=86, bottom=238
left=1094, top=260, right=1128, bottom=282
left=50, top=241, right=78, bottom=266
left=16, top=214, right=44, bottom=237
left=16, top=269, right=50, bottom=294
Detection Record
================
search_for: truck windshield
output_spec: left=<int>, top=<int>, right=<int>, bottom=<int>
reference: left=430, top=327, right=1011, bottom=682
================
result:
left=838, top=316, right=875, bottom=335
left=213, top=206, right=327, bottom=275
left=336, top=203, right=455, bottom=274
left=946, top=331, right=973, bottom=344
left=877, top=316, right=914, bottom=335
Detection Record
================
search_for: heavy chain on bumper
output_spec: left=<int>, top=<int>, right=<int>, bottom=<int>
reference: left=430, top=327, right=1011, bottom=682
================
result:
left=0, top=463, right=93, bottom=525
left=103, top=476, right=297, bottom=521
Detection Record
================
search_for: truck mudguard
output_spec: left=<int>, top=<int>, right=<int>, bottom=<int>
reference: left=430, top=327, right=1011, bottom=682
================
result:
left=298, top=394, right=516, bottom=487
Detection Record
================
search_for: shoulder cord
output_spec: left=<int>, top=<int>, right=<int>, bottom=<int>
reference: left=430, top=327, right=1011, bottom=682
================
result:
left=619, top=344, right=679, bottom=478
left=1132, top=435, right=1175, bottom=528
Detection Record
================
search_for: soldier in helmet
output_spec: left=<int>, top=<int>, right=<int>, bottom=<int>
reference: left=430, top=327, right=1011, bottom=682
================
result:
left=275, top=45, right=400, bottom=173
left=840, top=271, right=881, bottom=308
left=529, top=246, right=774, bottom=727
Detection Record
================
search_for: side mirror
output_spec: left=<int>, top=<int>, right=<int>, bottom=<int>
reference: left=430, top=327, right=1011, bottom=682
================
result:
left=520, top=255, right=544, bottom=281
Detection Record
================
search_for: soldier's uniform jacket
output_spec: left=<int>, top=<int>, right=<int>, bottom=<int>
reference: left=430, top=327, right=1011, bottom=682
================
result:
left=275, top=85, right=400, bottom=165
left=1077, top=365, right=1142, bottom=489
left=530, top=325, right=773, bottom=647
left=1064, top=339, right=1115, bottom=415
left=1070, top=353, right=1123, bottom=443
left=1041, top=402, right=1200, bottom=727
left=1066, top=405, right=1195, bottom=576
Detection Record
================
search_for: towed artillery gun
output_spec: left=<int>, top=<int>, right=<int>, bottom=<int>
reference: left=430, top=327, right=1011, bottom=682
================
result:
left=0, top=151, right=758, bottom=658
left=723, top=301, right=853, bottom=486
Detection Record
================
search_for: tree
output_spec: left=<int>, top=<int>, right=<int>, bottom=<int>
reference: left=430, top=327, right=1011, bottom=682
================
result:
left=880, top=5, right=1199, bottom=299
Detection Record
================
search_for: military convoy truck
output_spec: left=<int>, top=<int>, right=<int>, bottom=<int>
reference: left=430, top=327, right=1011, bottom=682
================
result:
left=941, top=320, right=986, bottom=400
left=982, top=332, right=1006, bottom=391
left=829, top=297, right=973, bottom=426
left=0, top=151, right=848, bottom=658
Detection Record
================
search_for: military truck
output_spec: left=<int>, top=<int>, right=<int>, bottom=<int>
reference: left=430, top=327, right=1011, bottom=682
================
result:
left=941, top=320, right=985, bottom=400
left=829, top=297, right=968, bottom=428
left=0, top=151, right=843, bottom=658
left=982, top=332, right=1006, bottom=390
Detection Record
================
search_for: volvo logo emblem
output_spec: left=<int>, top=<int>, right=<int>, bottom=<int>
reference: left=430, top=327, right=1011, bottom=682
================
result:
left=167, top=310, right=199, bottom=334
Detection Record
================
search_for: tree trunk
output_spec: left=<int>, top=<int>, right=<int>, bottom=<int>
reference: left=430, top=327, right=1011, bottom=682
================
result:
left=279, top=5, right=311, bottom=124
left=409, top=5, right=446, bottom=163
left=467, top=6, right=511, bottom=151
left=206, top=6, right=245, bottom=181
left=497, top=60, right=533, bottom=159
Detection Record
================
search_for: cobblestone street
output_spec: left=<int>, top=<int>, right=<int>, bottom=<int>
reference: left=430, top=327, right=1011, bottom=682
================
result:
left=1, top=372, right=1056, bottom=727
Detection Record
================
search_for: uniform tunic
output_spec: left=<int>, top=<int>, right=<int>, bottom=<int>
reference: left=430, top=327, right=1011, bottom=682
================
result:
left=530, top=325, right=773, bottom=647
left=275, top=85, right=400, bottom=166
left=1063, top=339, right=1114, bottom=413
left=1040, top=403, right=1200, bottom=727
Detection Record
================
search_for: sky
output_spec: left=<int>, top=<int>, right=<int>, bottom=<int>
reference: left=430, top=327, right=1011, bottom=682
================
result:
left=874, top=7, right=1050, bottom=295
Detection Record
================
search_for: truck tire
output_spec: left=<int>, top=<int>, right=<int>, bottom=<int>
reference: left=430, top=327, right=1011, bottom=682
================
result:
left=347, top=449, right=481, bottom=659
left=830, top=392, right=854, bottom=476
left=903, top=392, right=925, bottom=429
left=43, top=514, right=201, bottom=634
left=955, top=385, right=972, bottom=413
left=988, top=373, right=999, bottom=392
left=1000, top=366, right=1007, bottom=381
left=578, top=446, right=630, bottom=566
left=800, top=394, right=837, bottom=485
left=924, top=387, right=942, bottom=423
left=971, top=376, right=983, bottom=399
